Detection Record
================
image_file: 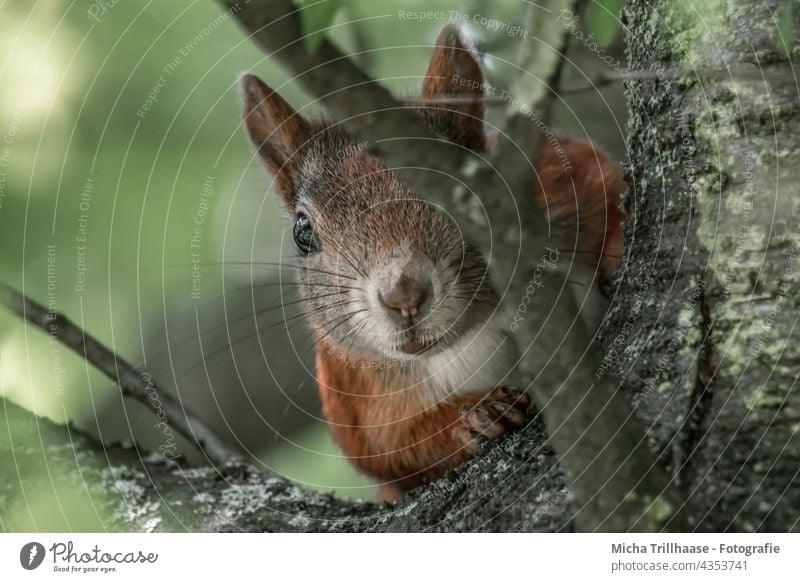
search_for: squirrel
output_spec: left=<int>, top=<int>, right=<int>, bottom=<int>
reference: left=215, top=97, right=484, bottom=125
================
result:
left=240, top=25, right=626, bottom=502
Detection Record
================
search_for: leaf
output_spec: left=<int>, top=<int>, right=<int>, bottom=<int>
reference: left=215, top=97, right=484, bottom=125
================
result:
left=299, top=0, right=344, bottom=53
left=585, top=0, right=624, bottom=48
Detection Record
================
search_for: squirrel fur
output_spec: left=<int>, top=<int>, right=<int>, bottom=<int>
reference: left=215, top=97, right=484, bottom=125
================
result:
left=240, top=25, right=626, bottom=502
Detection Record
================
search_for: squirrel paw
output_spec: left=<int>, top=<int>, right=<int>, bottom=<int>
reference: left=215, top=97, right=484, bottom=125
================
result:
left=452, top=385, right=531, bottom=452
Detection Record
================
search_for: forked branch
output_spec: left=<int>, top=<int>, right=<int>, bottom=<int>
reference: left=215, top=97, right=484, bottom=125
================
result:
left=227, top=0, right=684, bottom=531
left=0, top=281, right=237, bottom=466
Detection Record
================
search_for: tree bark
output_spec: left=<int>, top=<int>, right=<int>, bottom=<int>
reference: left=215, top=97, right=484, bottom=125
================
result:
left=600, top=0, right=800, bottom=531
left=4, top=0, right=800, bottom=533
left=0, top=398, right=567, bottom=532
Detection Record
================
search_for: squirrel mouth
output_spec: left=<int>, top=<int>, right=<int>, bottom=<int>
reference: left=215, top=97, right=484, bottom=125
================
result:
left=398, top=337, right=438, bottom=355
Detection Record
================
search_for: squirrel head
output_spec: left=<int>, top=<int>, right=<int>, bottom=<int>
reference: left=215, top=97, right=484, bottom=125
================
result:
left=241, top=25, right=497, bottom=360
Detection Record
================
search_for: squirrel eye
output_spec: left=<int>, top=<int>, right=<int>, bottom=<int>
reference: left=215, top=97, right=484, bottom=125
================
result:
left=293, top=213, right=318, bottom=254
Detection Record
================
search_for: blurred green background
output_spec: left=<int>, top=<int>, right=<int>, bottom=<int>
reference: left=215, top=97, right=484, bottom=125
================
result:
left=0, top=0, right=626, bottom=530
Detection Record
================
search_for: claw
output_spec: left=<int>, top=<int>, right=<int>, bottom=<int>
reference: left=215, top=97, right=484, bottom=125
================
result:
left=490, top=401, right=526, bottom=426
left=453, top=386, right=531, bottom=449
left=462, top=406, right=503, bottom=438
left=493, top=385, right=531, bottom=410
left=452, top=426, right=469, bottom=445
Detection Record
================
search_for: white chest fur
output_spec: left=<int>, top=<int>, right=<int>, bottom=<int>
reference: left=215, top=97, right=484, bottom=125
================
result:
left=407, top=317, right=521, bottom=403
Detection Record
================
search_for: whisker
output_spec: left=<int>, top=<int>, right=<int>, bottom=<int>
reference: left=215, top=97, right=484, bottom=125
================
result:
left=245, top=260, right=363, bottom=282
left=143, top=260, right=360, bottom=281
left=251, top=291, right=354, bottom=315
left=309, top=311, right=369, bottom=359
left=178, top=313, right=304, bottom=383
left=171, top=290, right=354, bottom=351
left=251, top=280, right=362, bottom=292
left=317, top=308, right=369, bottom=347
left=327, top=243, right=368, bottom=280
left=184, top=278, right=361, bottom=324
left=281, top=262, right=361, bottom=282
left=342, top=316, right=370, bottom=357
left=177, top=299, right=360, bottom=380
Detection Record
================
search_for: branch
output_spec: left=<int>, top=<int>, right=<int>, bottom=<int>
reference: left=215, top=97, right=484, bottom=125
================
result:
left=226, top=0, right=684, bottom=530
left=222, top=0, right=464, bottom=184
left=559, top=66, right=799, bottom=94
left=473, top=0, right=684, bottom=531
left=493, top=0, right=584, bottom=189
left=0, top=281, right=237, bottom=466
left=0, top=396, right=567, bottom=532
left=400, top=66, right=800, bottom=104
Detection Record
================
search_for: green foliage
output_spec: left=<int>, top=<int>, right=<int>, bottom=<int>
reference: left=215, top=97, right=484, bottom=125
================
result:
left=0, top=399, right=112, bottom=531
left=263, top=423, right=374, bottom=500
left=586, top=0, right=624, bottom=47
left=299, top=0, right=345, bottom=53
left=0, top=0, right=628, bottom=527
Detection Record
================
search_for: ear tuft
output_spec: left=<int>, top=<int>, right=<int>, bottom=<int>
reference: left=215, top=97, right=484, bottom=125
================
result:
left=241, top=74, right=311, bottom=203
left=420, top=25, right=487, bottom=151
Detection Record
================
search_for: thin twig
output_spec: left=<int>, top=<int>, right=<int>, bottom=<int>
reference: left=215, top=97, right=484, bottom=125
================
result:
left=400, top=67, right=799, bottom=104
left=482, top=0, right=684, bottom=532
left=221, top=0, right=466, bottom=193
left=492, top=0, right=582, bottom=209
left=560, top=66, right=798, bottom=94
left=0, top=281, right=238, bottom=466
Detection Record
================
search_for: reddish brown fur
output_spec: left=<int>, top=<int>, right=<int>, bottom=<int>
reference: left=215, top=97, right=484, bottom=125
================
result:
left=317, top=347, right=505, bottom=493
left=243, top=25, right=627, bottom=502
left=420, top=26, right=487, bottom=151
left=313, top=30, right=626, bottom=497
left=242, top=75, right=311, bottom=202
left=314, top=140, right=626, bottom=499
left=534, top=139, right=627, bottom=290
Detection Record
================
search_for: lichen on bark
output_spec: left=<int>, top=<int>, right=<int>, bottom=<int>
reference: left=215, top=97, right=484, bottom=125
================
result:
left=0, top=398, right=568, bottom=532
left=600, top=0, right=800, bottom=530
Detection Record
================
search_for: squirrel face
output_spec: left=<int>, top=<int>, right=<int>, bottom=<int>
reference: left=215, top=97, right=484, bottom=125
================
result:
left=241, top=74, right=497, bottom=359
left=240, top=28, right=519, bottom=360
left=293, top=167, right=498, bottom=359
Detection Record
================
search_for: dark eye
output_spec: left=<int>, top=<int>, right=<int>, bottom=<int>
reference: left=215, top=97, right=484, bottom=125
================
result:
left=293, top=213, right=319, bottom=254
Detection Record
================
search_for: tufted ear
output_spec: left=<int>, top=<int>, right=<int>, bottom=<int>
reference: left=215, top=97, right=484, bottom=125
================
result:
left=241, top=74, right=311, bottom=203
left=420, top=25, right=488, bottom=151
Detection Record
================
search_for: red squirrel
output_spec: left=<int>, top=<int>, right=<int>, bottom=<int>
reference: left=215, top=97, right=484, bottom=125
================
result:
left=240, top=25, right=626, bottom=501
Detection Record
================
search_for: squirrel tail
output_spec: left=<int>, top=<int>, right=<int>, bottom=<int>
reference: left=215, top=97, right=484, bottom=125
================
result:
left=534, top=139, right=627, bottom=292
left=419, top=25, right=627, bottom=293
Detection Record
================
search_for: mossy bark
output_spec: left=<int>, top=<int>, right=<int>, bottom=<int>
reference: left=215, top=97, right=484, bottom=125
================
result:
left=600, top=0, right=800, bottom=531
left=0, top=398, right=567, bottom=532
left=4, top=0, right=800, bottom=533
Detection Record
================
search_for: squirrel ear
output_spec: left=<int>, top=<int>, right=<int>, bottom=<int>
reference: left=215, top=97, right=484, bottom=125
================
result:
left=241, top=74, right=310, bottom=203
left=420, top=25, right=487, bottom=151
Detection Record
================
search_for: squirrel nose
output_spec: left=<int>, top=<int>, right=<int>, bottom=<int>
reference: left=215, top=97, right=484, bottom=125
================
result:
left=379, top=277, right=430, bottom=321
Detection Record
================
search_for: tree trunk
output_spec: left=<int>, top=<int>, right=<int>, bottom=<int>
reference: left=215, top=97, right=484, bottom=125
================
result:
left=601, top=0, right=800, bottom=531
left=3, top=0, right=800, bottom=533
